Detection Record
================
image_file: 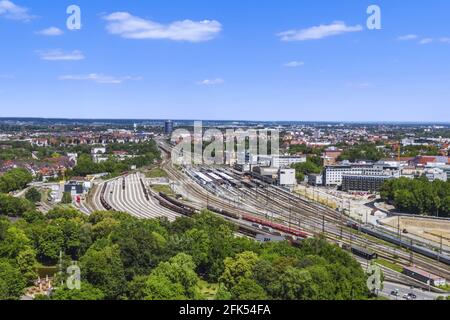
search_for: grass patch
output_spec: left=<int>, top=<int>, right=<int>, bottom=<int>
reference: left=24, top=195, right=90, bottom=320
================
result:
left=375, top=258, right=403, bottom=273
left=36, top=265, right=58, bottom=278
left=146, top=167, right=168, bottom=178
left=198, top=280, right=219, bottom=300
left=436, top=284, right=450, bottom=292
left=151, top=185, right=174, bottom=196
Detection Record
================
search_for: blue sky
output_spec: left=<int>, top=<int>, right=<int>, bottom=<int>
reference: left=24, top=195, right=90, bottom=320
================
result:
left=0, top=0, right=449, bottom=122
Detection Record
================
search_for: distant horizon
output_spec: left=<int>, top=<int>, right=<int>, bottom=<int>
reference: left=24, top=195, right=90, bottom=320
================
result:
left=1, top=1, right=450, bottom=122
left=0, top=116, right=449, bottom=126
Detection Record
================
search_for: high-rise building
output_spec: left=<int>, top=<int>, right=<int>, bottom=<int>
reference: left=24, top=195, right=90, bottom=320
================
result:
left=164, top=120, right=174, bottom=135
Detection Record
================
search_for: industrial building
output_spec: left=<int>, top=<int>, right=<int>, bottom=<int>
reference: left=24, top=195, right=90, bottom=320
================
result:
left=64, top=181, right=84, bottom=195
left=308, top=173, right=323, bottom=186
left=278, top=169, right=296, bottom=186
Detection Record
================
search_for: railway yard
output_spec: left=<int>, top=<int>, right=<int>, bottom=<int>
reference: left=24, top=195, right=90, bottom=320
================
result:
left=78, top=141, right=450, bottom=297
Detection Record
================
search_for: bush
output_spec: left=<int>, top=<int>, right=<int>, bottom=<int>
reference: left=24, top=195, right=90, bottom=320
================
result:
left=25, top=188, right=42, bottom=203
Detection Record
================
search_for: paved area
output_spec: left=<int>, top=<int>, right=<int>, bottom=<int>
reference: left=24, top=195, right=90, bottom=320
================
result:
left=380, top=282, right=447, bottom=300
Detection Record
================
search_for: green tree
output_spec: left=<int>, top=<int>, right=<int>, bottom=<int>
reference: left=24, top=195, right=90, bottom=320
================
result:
left=80, top=242, right=126, bottom=300
left=0, top=226, right=32, bottom=258
left=220, top=251, right=259, bottom=290
left=36, top=224, right=65, bottom=263
left=16, top=247, right=38, bottom=282
left=25, top=187, right=42, bottom=203
left=0, top=194, right=34, bottom=217
left=0, top=168, right=33, bottom=193
left=0, top=259, right=27, bottom=300
left=144, top=253, right=202, bottom=300
left=110, top=219, right=167, bottom=279
left=230, top=278, right=268, bottom=300
left=50, top=282, right=105, bottom=300
left=61, top=192, right=73, bottom=204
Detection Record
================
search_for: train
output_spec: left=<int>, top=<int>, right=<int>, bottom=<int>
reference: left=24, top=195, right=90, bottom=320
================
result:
left=99, top=182, right=113, bottom=211
left=342, top=244, right=378, bottom=260
left=159, top=192, right=198, bottom=215
left=207, top=205, right=241, bottom=220
left=347, top=221, right=450, bottom=266
left=154, top=192, right=198, bottom=217
left=206, top=205, right=310, bottom=239
left=139, top=178, right=150, bottom=201
left=242, top=214, right=311, bottom=239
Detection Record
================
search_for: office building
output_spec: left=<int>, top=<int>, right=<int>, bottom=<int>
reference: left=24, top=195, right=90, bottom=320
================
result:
left=164, top=120, right=174, bottom=135
left=341, top=175, right=393, bottom=192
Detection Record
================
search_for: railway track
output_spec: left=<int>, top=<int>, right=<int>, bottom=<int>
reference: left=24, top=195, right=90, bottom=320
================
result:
left=159, top=145, right=450, bottom=282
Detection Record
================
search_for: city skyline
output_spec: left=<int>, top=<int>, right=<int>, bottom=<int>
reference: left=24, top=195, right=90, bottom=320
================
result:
left=1, top=0, right=450, bottom=122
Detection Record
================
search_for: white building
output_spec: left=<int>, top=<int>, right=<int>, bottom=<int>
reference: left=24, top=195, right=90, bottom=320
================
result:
left=255, top=155, right=307, bottom=168
left=278, top=169, right=296, bottom=186
left=273, top=156, right=307, bottom=168
left=424, top=167, right=447, bottom=182
left=91, top=147, right=106, bottom=155
left=323, top=164, right=399, bottom=186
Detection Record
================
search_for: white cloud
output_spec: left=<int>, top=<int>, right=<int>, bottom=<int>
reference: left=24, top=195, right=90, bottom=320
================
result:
left=346, top=81, right=371, bottom=89
left=0, top=0, right=35, bottom=21
left=103, top=12, right=222, bottom=42
left=397, top=34, right=418, bottom=41
left=59, top=73, right=142, bottom=84
left=418, top=38, right=433, bottom=45
left=277, top=21, right=362, bottom=42
left=196, top=78, right=224, bottom=86
left=36, top=27, right=64, bottom=36
left=283, top=61, right=304, bottom=68
left=398, top=35, right=450, bottom=45
left=37, top=50, right=85, bottom=61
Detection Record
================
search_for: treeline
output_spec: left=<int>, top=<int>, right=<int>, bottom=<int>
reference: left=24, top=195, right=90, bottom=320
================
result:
left=380, top=177, right=450, bottom=217
left=338, top=143, right=386, bottom=162
left=291, top=157, right=323, bottom=182
left=0, top=206, right=371, bottom=300
left=69, top=141, right=160, bottom=177
left=0, top=194, right=34, bottom=217
left=0, top=168, right=33, bottom=193
left=401, top=145, right=440, bottom=157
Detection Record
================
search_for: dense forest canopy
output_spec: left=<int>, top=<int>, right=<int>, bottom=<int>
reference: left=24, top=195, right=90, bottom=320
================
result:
left=0, top=204, right=372, bottom=300
left=380, top=177, right=450, bottom=217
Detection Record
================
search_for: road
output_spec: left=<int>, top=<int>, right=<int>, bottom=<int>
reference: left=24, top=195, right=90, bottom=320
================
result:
left=380, top=282, right=447, bottom=300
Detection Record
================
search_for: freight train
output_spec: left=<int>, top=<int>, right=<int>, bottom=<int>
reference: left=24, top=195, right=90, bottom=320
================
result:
left=342, top=244, right=378, bottom=260
left=153, top=192, right=198, bottom=217
left=139, top=178, right=150, bottom=201
left=99, top=183, right=113, bottom=211
left=207, top=205, right=310, bottom=239
left=347, top=221, right=450, bottom=265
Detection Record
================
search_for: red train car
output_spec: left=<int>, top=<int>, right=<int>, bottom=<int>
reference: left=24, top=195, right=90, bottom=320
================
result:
left=241, top=214, right=310, bottom=239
